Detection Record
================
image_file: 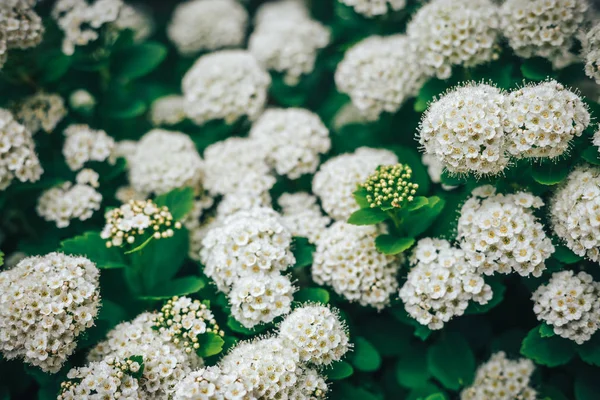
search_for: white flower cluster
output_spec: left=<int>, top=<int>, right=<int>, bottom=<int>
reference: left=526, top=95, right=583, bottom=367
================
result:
left=168, top=0, right=247, bottom=56
left=504, top=81, right=589, bottom=159
left=52, top=0, right=124, bottom=55
left=399, top=238, right=492, bottom=330
left=312, top=147, right=398, bottom=220
left=335, top=35, right=425, bottom=120
left=69, top=89, right=96, bottom=112
left=249, top=108, right=331, bottom=179
left=0, top=108, right=43, bottom=190
left=254, top=0, right=309, bottom=25
left=407, top=0, right=499, bottom=80
left=583, top=23, right=600, bottom=85
left=338, top=0, right=406, bottom=17
left=115, top=3, right=154, bottom=43
left=461, top=352, right=536, bottom=400
left=0, top=0, right=44, bottom=68
left=278, top=192, right=331, bottom=244
left=62, top=124, right=115, bottom=171
left=313, top=222, right=399, bottom=310
left=532, top=270, right=600, bottom=344
left=173, top=365, right=248, bottom=400
left=150, top=95, right=186, bottom=127
left=500, top=0, right=588, bottom=65
left=128, top=129, right=204, bottom=196
left=37, top=169, right=102, bottom=228
left=551, top=166, right=600, bottom=261
left=182, top=50, right=271, bottom=126
left=14, top=92, right=67, bottom=134
left=249, top=1, right=330, bottom=86
left=0, top=252, right=100, bottom=373
left=216, top=190, right=272, bottom=219
left=458, top=186, right=554, bottom=277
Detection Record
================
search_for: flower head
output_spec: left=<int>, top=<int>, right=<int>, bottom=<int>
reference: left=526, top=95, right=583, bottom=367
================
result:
left=338, top=0, right=407, bottom=18
left=361, top=163, right=419, bottom=210
left=14, top=92, right=67, bottom=134
left=62, top=124, right=115, bottom=171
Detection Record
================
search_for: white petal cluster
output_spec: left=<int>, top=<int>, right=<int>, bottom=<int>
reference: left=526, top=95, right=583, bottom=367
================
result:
left=115, top=3, right=154, bottom=42
left=0, top=1, right=44, bottom=68
left=14, top=92, right=66, bottom=134
left=69, top=89, right=96, bottom=112
left=312, top=147, right=398, bottom=220
left=551, top=166, right=600, bottom=261
left=461, top=352, right=536, bottom=400
left=400, top=238, right=492, bottom=330
left=338, top=0, right=406, bottom=17
left=249, top=2, right=330, bottom=86
left=37, top=169, right=102, bottom=228
left=150, top=95, right=186, bottom=127
left=313, top=222, right=399, bottom=310
left=583, top=22, right=600, bottom=85
left=254, top=0, right=309, bottom=26
left=0, top=108, right=43, bottom=190
left=532, top=270, right=600, bottom=344
left=407, top=0, right=499, bottom=80
left=249, top=108, right=331, bottom=179
left=52, top=0, right=124, bottom=56
left=173, top=366, right=248, bottom=400
left=504, top=80, right=589, bottom=159
left=0, top=253, right=100, bottom=373
left=418, top=83, right=508, bottom=176
left=216, top=190, right=272, bottom=219
left=62, top=124, right=115, bottom=171
left=458, top=185, right=554, bottom=277
left=182, top=50, right=271, bottom=126
left=278, top=192, right=331, bottom=244
left=128, top=129, right=204, bottom=196
left=168, top=0, right=247, bottom=56
left=500, top=0, right=588, bottom=65
left=335, top=35, right=425, bottom=120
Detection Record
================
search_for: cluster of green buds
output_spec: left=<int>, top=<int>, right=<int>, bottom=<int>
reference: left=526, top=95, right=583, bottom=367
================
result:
left=153, top=296, right=224, bottom=355
left=362, top=164, right=419, bottom=209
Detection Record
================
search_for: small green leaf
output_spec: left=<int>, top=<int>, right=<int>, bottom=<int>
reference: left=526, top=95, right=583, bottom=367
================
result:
left=407, top=197, right=429, bottom=212
left=347, top=208, right=388, bottom=225
left=396, top=343, right=431, bottom=389
left=226, top=316, right=269, bottom=335
left=375, top=235, right=415, bottom=255
left=155, top=187, right=196, bottom=221
left=520, top=326, right=576, bottom=367
left=39, top=50, right=72, bottom=83
left=141, top=276, right=205, bottom=300
left=104, top=96, right=147, bottom=119
left=427, top=333, right=475, bottom=390
left=581, top=146, right=600, bottom=165
left=531, top=162, right=570, bottom=186
left=425, top=394, right=446, bottom=400
left=325, top=360, right=354, bottom=380
left=578, top=333, right=600, bottom=367
left=196, top=332, right=225, bottom=358
left=404, top=197, right=446, bottom=237
left=0, top=251, right=4, bottom=267
left=552, top=244, right=583, bottom=264
left=353, top=188, right=370, bottom=209
left=294, top=287, right=330, bottom=304
left=60, top=232, right=128, bottom=269
left=539, top=323, right=556, bottom=338
left=350, top=337, right=382, bottom=372
left=113, top=42, right=167, bottom=81
left=520, top=57, right=554, bottom=81
left=292, top=237, right=315, bottom=268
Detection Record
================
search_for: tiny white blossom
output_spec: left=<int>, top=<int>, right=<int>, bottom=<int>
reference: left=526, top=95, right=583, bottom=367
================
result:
left=338, top=0, right=406, bottom=18
left=14, top=92, right=67, bottom=134
left=62, top=124, right=115, bottom=171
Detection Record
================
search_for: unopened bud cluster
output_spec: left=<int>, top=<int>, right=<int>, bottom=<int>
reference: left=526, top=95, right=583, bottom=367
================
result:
left=362, top=164, right=418, bottom=209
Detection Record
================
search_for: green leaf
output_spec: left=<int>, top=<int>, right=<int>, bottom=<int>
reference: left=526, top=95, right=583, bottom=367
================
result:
left=552, top=244, right=583, bottom=264
left=520, top=326, right=576, bottom=367
left=427, top=332, right=475, bottom=390
left=396, top=343, right=431, bottom=389
left=141, top=276, right=205, bottom=300
left=39, top=50, right=72, bottom=83
left=404, top=197, right=446, bottom=237
left=520, top=57, right=554, bottom=81
left=98, top=299, right=128, bottom=327
left=325, top=361, right=354, bottom=380
left=334, top=384, right=381, bottom=400
left=294, top=287, right=330, bottom=304
left=353, top=188, right=371, bottom=208
left=350, top=337, right=382, bottom=372
left=375, top=235, right=415, bottom=255
left=226, top=316, right=269, bottom=335
left=465, top=280, right=505, bottom=315
left=581, top=146, right=600, bottom=165
left=531, top=162, right=570, bottom=186
left=347, top=208, right=388, bottom=225
left=539, top=323, right=556, bottom=338
left=155, top=187, right=196, bottom=221
left=292, top=237, right=315, bottom=268
left=113, top=42, right=167, bottom=81
left=407, top=197, right=429, bottom=212
left=196, top=332, right=225, bottom=358
left=0, top=251, right=4, bottom=267
left=578, top=333, right=600, bottom=367
left=60, top=232, right=128, bottom=269
left=425, top=395, right=446, bottom=400
left=406, top=382, right=445, bottom=400
left=575, top=370, right=600, bottom=400
left=103, top=87, right=147, bottom=119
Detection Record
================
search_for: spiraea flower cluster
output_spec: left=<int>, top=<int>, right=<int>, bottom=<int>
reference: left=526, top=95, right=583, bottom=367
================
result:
left=313, top=222, right=400, bottom=310
left=338, top=0, right=406, bottom=17
left=532, top=270, right=600, bottom=344
left=461, top=352, right=536, bottom=400
left=249, top=108, right=331, bottom=179
left=399, top=238, right=492, bottom=330
left=62, top=124, right=115, bottom=171
left=500, top=0, right=588, bottom=66
left=0, top=0, right=44, bottom=68
left=0, top=253, right=100, bottom=373
left=278, top=192, right=331, bottom=244
left=128, top=129, right=204, bottom=196
left=114, top=3, right=154, bottom=43
left=458, top=186, right=554, bottom=277
left=173, top=366, right=248, bottom=400
left=101, top=199, right=182, bottom=248
left=14, top=92, right=67, bottom=134
left=182, top=50, right=271, bottom=126
left=583, top=22, right=600, bottom=85
left=313, top=147, right=398, bottom=220
left=407, top=0, right=499, bottom=79
left=69, top=89, right=96, bottom=112
left=149, top=95, right=186, bottom=127
left=362, top=164, right=419, bottom=209
left=36, top=169, right=102, bottom=228
left=168, top=0, right=247, bottom=56
left=551, top=166, right=600, bottom=261
left=335, top=35, right=425, bottom=120
left=0, top=108, right=43, bottom=190
left=249, top=1, right=330, bottom=85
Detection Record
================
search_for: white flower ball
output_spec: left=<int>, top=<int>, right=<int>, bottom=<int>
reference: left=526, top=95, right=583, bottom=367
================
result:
left=149, top=95, right=186, bottom=127
left=254, top=0, right=309, bottom=26
left=583, top=22, right=600, bottom=85
left=14, top=92, right=67, bottom=134
left=278, top=192, right=331, bottom=244
left=0, top=1, right=44, bottom=68
left=62, top=124, right=115, bottom=171
left=338, top=0, right=406, bottom=18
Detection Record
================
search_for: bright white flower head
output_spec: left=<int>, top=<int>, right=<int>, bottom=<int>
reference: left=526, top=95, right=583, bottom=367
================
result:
left=338, top=0, right=406, bottom=17
left=418, top=83, right=508, bottom=176
left=150, top=95, right=186, bottom=127
left=335, top=35, right=425, bottom=120
left=0, top=1, right=44, bottom=68
left=583, top=22, right=600, bottom=84
left=0, top=253, right=100, bottom=373
left=249, top=108, right=331, bottom=179
left=550, top=166, right=600, bottom=261
left=14, top=92, right=67, bottom=134
left=75, top=168, right=99, bottom=187
left=500, top=0, right=588, bottom=65
left=69, top=89, right=96, bottom=111
left=461, top=352, right=536, bottom=400
left=504, top=80, right=589, bottom=159
left=533, top=270, right=600, bottom=344
left=182, top=50, right=271, bottom=125
left=458, top=186, right=554, bottom=277
left=278, top=192, right=331, bottom=244
left=407, top=0, right=500, bottom=79
left=399, top=238, right=492, bottom=330
left=254, top=0, right=309, bottom=26
left=312, top=147, right=398, bottom=220
left=313, top=222, right=400, bottom=310
left=168, top=0, right=247, bottom=55
left=115, top=3, right=154, bottom=42
left=128, top=129, right=204, bottom=196
left=62, top=124, right=115, bottom=171
left=0, top=108, right=43, bottom=190
left=278, top=305, right=350, bottom=366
